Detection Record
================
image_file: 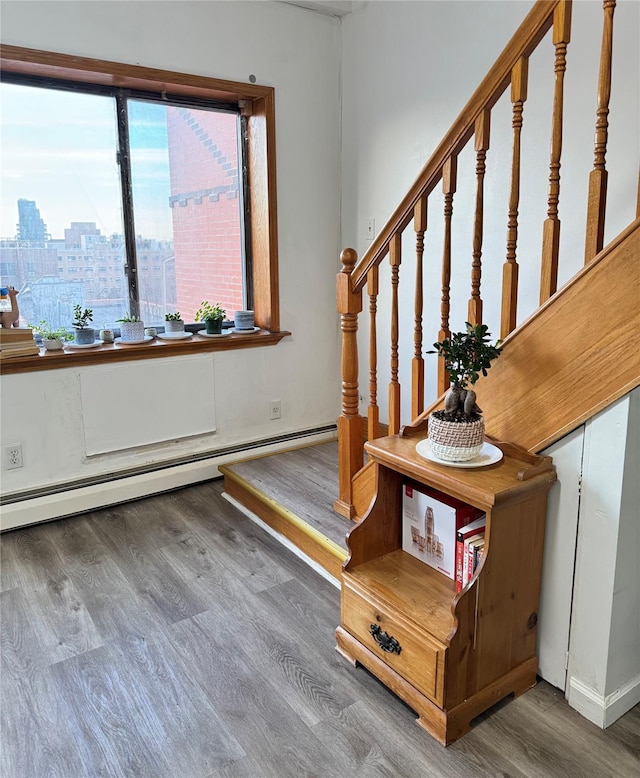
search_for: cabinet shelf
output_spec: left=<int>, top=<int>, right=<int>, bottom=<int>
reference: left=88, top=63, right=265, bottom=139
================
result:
left=336, top=434, right=556, bottom=745
left=345, top=550, right=456, bottom=645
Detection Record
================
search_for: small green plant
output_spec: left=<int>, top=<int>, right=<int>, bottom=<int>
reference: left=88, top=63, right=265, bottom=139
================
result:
left=194, top=301, right=226, bottom=322
left=165, top=312, right=182, bottom=321
left=116, top=313, right=141, bottom=323
left=30, top=320, right=74, bottom=342
left=72, top=305, right=93, bottom=329
left=427, top=322, right=502, bottom=420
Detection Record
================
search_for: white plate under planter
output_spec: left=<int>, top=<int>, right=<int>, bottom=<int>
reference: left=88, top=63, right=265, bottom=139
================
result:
left=114, top=336, right=154, bottom=345
left=65, top=341, right=102, bottom=350
left=198, top=330, right=230, bottom=338
left=157, top=331, right=193, bottom=341
left=231, top=326, right=260, bottom=334
left=416, top=439, right=503, bottom=468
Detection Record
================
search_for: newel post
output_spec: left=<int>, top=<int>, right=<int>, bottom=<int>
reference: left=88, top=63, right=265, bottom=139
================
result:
left=334, top=248, right=364, bottom=520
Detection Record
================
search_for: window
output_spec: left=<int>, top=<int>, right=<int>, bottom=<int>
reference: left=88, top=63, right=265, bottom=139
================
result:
left=0, top=46, right=279, bottom=340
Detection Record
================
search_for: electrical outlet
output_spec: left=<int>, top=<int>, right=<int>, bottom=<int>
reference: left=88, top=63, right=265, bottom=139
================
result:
left=5, top=444, right=23, bottom=470
left=269, top=400, right=281, bottom=420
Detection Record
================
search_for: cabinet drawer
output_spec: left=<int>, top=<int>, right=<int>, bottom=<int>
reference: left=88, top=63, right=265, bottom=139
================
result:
left=341, top=582, right=446, bottom=706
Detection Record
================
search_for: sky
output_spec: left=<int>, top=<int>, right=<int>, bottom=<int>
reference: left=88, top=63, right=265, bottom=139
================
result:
left=0, top=82, right=173, bottom=241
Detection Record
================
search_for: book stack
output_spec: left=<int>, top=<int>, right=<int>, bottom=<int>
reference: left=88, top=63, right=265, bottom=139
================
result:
left=402, top=482, right=484, bottom=579
left=455, top=515, right=487, bottom=592
left=0, top=327, right=40, bottom=359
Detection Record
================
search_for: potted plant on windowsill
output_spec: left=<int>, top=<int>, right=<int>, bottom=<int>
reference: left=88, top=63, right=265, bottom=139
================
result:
left=72, top=305, right=95, bottom=345
left=31, top=320, right=74, bottom=351
left=427, top=322, right=502, bottom=462
left=164, top=311, right=184, bottom=334
left=117, top=313, right=145, bottom=342
left=195, top=301, right=226, bottom=335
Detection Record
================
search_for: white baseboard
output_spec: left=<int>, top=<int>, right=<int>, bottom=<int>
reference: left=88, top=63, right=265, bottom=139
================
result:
left=568, top=673, right=640, bottom=728
left=0, top=429, right=337, bottom=532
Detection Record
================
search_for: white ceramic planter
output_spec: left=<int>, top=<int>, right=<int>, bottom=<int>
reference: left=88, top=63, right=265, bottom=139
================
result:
left=119, top=321, right=145, bottom=341
left=165, top=319, right=185, bottom=334
left=428, top=414, right=485, bottom=462
left=42, top=338, right=64, bottom=351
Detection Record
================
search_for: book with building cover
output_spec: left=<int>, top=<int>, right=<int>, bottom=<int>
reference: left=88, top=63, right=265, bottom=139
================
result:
left=402, top=482, right=483, bottom=579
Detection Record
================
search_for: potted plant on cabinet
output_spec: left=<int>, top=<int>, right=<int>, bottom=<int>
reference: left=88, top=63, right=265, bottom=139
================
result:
left=164, top=311, right=184, bottom=334
left=116, top=313, right=145, bottom=342
left=195, top=301, right=226, bottom=335
left=30, top=320, right=74, bottom=351
left=72, top=305, right=95, bottom=345
left=427, top=322, right=502, bottom=461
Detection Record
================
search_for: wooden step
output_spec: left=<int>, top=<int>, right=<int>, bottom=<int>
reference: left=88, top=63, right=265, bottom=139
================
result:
left=219, top=441, right=349, bottom=581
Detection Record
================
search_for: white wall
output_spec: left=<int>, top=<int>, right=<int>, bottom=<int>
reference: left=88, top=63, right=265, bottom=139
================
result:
left=568, top=389, right=640, bottom=727
left=341, top=0, right=639, bottom=421
left=0, top=1, right=343, bottom=514
left=339, top=0, right=639, bottom=724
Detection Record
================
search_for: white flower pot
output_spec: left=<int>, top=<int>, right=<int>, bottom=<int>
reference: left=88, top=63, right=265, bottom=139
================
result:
left=42, top=338, right=64, bottom=351
left=428, top=413, right=485, bottom=462
left=120, top=321, right=145, bottom=341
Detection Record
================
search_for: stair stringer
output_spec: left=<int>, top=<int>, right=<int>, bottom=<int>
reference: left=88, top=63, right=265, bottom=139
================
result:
left=349, top=219, right=640, bottom=517
left=474, top=219, right=640, bottom=454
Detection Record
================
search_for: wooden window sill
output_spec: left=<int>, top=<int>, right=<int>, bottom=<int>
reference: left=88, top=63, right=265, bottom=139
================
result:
left=0, top=329, right=291, bottom=375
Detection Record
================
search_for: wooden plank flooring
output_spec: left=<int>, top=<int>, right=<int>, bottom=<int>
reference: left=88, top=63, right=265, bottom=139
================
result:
left=1, top=478, right=639, bottom=778
left=222, top=441, right=349, bottom=550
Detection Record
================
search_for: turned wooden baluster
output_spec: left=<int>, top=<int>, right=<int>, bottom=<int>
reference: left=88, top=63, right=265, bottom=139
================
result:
left=438, top=156, right=457, bottom=396
left=367, top=266, right=380, bottom=441
left=501, top=57, right=529, bottom=339
left=388, top=234, right=402, bottom=435
left=412, top=197, right=427, bottom=419
left=334, top=248, right=364, bottom=520
left=540, top=0, right=572, bottom=304
left=585, top=0, right=616, bottom=263
left=468, top=109, right=491, bottom=326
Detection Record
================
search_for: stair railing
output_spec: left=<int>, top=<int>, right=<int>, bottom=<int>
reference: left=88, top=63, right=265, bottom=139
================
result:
left=335, top=0, right=628, bottom=519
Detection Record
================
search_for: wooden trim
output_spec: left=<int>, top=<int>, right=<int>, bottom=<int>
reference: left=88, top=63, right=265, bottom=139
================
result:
left=0, top=45, right=280, bottom=334
left=0, top=45, right=272, bottom=101
left=222, top=468, right=346, bottom=581
left=417, top=218, right=640, bottom=453
left=0, top=330, right=291, bottom=375
left=350, top=0, right=560, bottom=291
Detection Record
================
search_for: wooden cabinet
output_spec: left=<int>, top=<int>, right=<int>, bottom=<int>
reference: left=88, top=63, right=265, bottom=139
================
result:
left=336, top=434, right=556, bottom=745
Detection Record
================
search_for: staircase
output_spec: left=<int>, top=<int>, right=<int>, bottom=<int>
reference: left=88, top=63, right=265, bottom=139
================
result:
left=223, top=0, right=639, bottom=580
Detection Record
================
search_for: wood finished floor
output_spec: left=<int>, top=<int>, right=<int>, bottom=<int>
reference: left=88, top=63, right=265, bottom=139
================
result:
left=224, top=441, right=349, bottom=550
left=1, top=479, right=639, bottom=778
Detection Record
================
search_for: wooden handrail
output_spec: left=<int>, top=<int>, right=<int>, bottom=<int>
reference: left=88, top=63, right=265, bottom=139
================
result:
left=350, top=0, right=560, bottom=292
left=335, top=0, right=636, bottom=520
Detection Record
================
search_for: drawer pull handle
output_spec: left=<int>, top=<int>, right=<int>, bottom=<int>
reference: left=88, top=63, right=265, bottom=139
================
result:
left=369, top=624, right=401, bottom=654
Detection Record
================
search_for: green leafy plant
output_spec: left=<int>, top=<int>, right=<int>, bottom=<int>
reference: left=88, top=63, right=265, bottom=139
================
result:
left=194, top=301, right=226, bottom=322
left=427, top=322, right=502, bottom=420
left=116, top=313, right=141, bottom=323
left=72, top=305, right=93, bottom=329
left=165, top=312, right=182, bottom=321
left=29, top=320, right=74, bottom=342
